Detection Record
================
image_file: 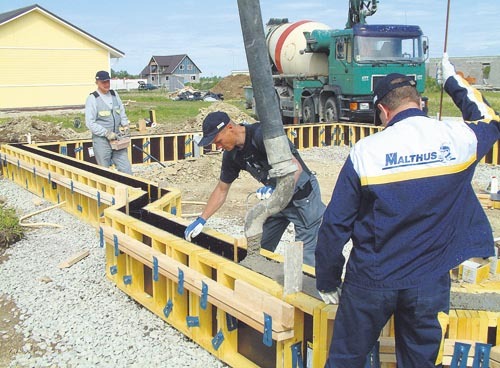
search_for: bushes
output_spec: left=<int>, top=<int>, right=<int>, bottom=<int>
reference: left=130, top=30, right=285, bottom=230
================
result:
left=0, top=204, right=24, bottom=251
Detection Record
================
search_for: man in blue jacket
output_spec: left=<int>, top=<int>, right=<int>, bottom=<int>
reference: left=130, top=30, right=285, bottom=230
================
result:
left=315, top=54, right=500, bottom=367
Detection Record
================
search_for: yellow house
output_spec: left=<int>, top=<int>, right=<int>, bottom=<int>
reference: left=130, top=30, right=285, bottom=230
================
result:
left=0, top=4, right=124, bottom=110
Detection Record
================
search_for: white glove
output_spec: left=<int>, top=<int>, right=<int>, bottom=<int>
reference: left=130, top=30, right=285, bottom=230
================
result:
left=184, top=216, right=206, bottom=241
left=256, top=186, right=274, bottom=200
left=318, top=288, right=341, bottom=304
left=437, top=52, right=456, bottom=86
left=122, top=125, right=130, bottom=136
left=105, top=130, right=118, bottom=141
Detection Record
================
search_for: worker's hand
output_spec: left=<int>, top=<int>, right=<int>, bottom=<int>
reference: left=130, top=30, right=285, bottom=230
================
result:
left=122, top=125, right=130, bottom=136
left=318, top=288, right=341, bottom=305
left=437, top=52, right=456, bottom=86
left=184, top=216, right=206, bottom=241
left=105, top=130, right=118, bottom=141
left=256, top=186, right=274, bottom=200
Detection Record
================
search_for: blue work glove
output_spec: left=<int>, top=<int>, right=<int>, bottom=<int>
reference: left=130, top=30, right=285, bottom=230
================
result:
left=255, top=186, right=274, bottom=200
left=184, top=216, right=206, bottom=241
left=318, top=287, right=342, bottom=305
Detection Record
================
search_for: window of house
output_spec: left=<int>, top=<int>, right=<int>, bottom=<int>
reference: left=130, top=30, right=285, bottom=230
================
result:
left=188, top=64, right=193, bottom=71
left=166, top=76, right=169, bottom=81
left=179, top=65, right=184, bottom=70
left=191, top=76, right=196, bottom=80
left=152, top=76, right=155, bottom=81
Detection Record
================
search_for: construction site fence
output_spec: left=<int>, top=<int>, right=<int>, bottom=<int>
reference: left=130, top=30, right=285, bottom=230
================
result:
left=31, top=122, right=500, bottom=166
left=1, top=135, right=500, bottom=367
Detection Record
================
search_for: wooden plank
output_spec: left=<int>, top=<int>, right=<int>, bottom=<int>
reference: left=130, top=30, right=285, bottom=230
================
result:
left=58, top=250, right=90, bottom=269
left=102, top=225, right=294, bottom=340
left=448, top=309, right=458, bottom=339
left=283, top=241, right=303, bottom=296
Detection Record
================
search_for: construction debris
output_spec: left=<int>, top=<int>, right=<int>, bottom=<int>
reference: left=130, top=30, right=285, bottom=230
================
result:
left=58, top=250, right=90, bottom=269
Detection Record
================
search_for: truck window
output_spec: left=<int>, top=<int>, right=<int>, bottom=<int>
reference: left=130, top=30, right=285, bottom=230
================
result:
left=354, top=36, right=424, bottom=63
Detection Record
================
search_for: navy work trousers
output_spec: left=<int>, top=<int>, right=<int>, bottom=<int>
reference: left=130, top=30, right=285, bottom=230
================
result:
left=326, top=273, right=450, bottom=368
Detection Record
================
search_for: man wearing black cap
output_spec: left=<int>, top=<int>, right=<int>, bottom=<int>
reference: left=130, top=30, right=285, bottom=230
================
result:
left=315, top=54, right=500, bottom=367
left=184, top=111, right=325, bottom=266
left=84, top=70, right=132, bottom=175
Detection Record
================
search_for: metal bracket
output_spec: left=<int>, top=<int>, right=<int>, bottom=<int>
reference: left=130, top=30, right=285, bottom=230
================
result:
left=163, top=299, right=173, bottom=318
left=70, top=180, right=74, bottom=194
left=41, top=187, right=45, bottom=198
left=184, top=152, right=192, bottom=158
left=291, top=342, right=304, bottom=368
left=113, top=234, right=120, bottom=257
left=74, top=147, right=83, bottom=153
left=200, top=281, right=208, bottom=310
left=177, top=268, right=184, bottom=295
left=450, top=342, right=471, bottom=368
left=77, top=204, right=82, bottom=212
left=32, top=167, right=36, bottom=177
left=472, top=342, right=492, bottom=368
left=185, top=137, right=193, bottom=145
left=212, top=330, right=224, bottom=350
left=112, top=197, right=115, bottom=205
left=170, top=207, right=177, bottom=215
left=263, top=313, right=272, bottom=347
left=143, top=141, right=151, bottom=148
left=186, top=316, right=199, bottom=327
left=60, top=146, right=67, bottom=155
left=365, top=341, right=380, bottom=368
left=97, top=191, right=101, bottom=207
left=226, top=313, right=238, bottom=332
left=99, top=227, right=104, bottom=248
left=152, top=256, right=159, bottom=282
left=110, top=265, right=117, bottom=275
left=123, top=275, right=132, bottom=285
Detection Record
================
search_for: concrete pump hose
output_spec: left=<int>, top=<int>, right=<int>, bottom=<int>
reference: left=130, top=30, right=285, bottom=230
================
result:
left=244, top=172, right=295, bottom=255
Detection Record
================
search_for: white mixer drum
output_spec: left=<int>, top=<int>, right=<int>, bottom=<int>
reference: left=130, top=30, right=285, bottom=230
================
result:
left=266, top=20, right=330, bottom=76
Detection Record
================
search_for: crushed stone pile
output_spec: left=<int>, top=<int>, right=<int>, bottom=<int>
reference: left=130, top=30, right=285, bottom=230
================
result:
left=0, top=118, right=89, bottom=144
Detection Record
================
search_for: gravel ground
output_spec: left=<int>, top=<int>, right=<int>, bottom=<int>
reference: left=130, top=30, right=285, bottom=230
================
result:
left=0, top=179, right=228, bottom=368
left=0, top=144, right=499, bottom=367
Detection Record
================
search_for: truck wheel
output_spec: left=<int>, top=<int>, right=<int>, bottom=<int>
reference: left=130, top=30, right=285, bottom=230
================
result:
left=302, top=97, right=316, bottom=124
left=324, top=97, right=339, bottom=123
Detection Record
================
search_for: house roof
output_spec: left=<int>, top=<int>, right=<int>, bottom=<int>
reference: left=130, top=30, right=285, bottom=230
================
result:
left=140, top=54, right=202, bottom=76
left=0, top=4, right=124, bottom=58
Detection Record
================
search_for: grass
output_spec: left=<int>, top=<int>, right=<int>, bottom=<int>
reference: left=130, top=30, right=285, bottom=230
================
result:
left=0, top=83, right=498, bottom=130
left=0, top=204, right=24, bottom=249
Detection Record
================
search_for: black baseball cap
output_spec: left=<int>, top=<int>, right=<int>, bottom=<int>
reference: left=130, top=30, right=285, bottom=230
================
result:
left=198, top=111, right=231, bottom=146
left=95, top=70, right=111, bottom=81
left=373, top=73, right=416, bottom=125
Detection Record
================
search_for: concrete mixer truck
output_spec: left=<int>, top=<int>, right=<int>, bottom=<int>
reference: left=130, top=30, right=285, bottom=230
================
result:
left=246, top=0, right=429, bottom=124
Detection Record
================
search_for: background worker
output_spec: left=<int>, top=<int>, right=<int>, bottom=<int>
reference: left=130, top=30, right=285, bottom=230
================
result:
left=184, top=111, right=325, bottom=266
left=315, top=55, right=500, bottom=368
left=85, top=70, right=132, bottom=175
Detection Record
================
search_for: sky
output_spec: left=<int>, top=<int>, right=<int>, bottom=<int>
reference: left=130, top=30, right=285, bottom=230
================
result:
left=1, top=1, right=499, bottom=77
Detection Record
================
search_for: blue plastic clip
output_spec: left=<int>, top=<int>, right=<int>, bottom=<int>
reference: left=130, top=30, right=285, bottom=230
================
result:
left=226, top=313, right=238, bottom=331
left=112, top=197, right=115, bottom=205
left=185, top=137, right=193, bottom=145
left=152, top=256, right=159, bottom=282
left=110, top=265, right=117, bottom=275
left=291, top=342, right=304, bottom=368
left=472, top=342, right=492, bottom=368
left=32, top=167, right=36, bottom=177
left=319, top=128, right=325, bottom=134
left=212, top=330, right=224, bottom=350
left=364, top=341, right=381, bottom=368
left=321, top=140, right=326, bottom=147
left=450, top=342, right=472, bottom=368
left=17, top=159, right=20, bottom=168
left=41, top=187, right=45, bottom=198
left=163, top=299, right=173, bottom=318
left=99, top=228, right=104, bottom=248
left=171, top=207, right=177, bottom=215
left=60, top=146, right=67, bottom=155
left=70, top=180, right=74, bottom=194
left=186, top=316, right=199, bottom=327
left=184, top=152, right=192, bottom=158
left=74, top=146, right=83, bottom=153
left=97, top=191, right=101, bottom=207
left=263, top=313, right=272, bottom=347
left=113, top=234, right=119, bottom=256
left=177, top=268, right=184, bottom=295
left=142, top=156, right=149, bottom=163
left=77, top=204, right=82, bottom=212
left=123, top=275, right=132, bottom=285
left=48, top=172, right=51, bottom=184
left=291, top=130, right=297, bottom=137
left=143, top=141, right=151, bottom=148
left=200, top=281, right=208, bottom=310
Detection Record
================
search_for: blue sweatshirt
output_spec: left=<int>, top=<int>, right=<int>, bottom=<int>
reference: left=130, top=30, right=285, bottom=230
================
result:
left=316, top=75, right=500, bottom=292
